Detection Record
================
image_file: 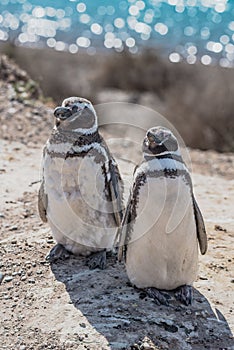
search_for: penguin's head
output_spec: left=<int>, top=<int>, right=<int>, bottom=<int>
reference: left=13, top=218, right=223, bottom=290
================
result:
left=142, top=126, right=178, bottom=157
left=53, top=97, right=97, bottom=134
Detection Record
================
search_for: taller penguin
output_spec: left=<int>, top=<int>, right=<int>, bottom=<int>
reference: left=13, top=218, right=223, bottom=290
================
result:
left=38, top=97, right=124, bottom=269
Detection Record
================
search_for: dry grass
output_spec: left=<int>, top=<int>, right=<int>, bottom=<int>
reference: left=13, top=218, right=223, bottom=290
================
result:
left=164, top=63, right=234, bottom=151
left=1, top=44, right=234, bottom=152
left=98, top=50, right=234, bottom=152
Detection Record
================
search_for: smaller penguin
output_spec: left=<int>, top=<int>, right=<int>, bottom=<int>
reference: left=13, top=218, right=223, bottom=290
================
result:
left=117, top=126, right=207, bottom=305
left=38, top=97, right=124, bottom=269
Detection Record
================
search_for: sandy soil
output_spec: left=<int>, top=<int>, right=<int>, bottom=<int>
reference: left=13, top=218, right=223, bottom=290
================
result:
left=0, top=56, right=233, bottom=350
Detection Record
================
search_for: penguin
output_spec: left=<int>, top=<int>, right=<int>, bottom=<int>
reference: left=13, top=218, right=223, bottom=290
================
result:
left=117, top=126, right=207, bottom=305
left=38, top=97, right=124, bottom=269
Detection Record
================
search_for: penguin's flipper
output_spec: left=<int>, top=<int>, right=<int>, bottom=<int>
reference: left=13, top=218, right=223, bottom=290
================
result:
left=192, top=194, right=207, bottom=255
left=117, top=168, right=144, bottom=262
left=108, top=159, right=124, bottom=227
left=38, top=179, right=48, bottom=223
left=117, top=191, right=132, bottom=262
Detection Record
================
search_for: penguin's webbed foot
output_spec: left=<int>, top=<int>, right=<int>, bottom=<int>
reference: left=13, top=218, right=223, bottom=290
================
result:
left=46, top=243, right=70, bottom=263
left=146, top=287, right=171, bottom=306
left=87, top=250, right=107, bottom=270
left=175, top=285, right=193, bottom=306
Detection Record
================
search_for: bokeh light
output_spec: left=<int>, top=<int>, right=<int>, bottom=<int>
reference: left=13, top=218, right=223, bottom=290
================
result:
left=0, top=0, right=233, bottom=66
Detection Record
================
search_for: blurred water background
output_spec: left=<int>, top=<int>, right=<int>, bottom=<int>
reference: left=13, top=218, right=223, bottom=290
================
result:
left=1, top=0, right=234, bottom=67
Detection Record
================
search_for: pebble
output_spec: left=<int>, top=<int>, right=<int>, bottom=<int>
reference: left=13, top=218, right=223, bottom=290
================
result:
left=79, top=323, right=86, bottom=328
left=4, top=276, right=13, bottom=283
left=189, top=331, right=198, bottom=338
left=65, top=341, right=75, bottom=347
left=28, top=279, right=35, bottom=284
left=8, top=107, right=17, bottom=114
left=0, top=213, right=5, bottom=218
left=9, top=226, right=18, bottom=231
left=0, top=272, right=4, bottom=284
left=140, top=342, right=151, bottom=349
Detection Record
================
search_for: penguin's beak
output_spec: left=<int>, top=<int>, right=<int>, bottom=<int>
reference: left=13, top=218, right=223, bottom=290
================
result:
left=54, top=107, right=72, bottom=120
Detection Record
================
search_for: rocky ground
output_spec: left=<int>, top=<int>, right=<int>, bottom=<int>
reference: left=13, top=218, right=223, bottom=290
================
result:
left=0, top=56, right=233, bottom=349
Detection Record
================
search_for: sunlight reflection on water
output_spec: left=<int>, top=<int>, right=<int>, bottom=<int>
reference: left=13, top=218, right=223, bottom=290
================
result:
left=0, top=0, right=234, bottom=66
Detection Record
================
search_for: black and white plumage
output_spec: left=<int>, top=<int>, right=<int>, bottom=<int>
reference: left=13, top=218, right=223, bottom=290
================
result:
left=38, top=97, right=124, bottom=267
left=117, top=126, right=207, bottom=304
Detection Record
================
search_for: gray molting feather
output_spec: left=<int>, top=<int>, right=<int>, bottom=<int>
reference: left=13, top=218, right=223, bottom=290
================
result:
left=38, top=179, right=48, bottom=223
left=192, top=194, right=208, bottom=255
left=44, top=127, right=124, bottom=227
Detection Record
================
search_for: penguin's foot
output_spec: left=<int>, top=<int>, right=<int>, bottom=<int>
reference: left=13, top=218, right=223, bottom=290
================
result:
left=46, top=243, right=70, bottom=263
left=175, top=285, right=193, bottom=306
left=87, top=250, right=107, bottom=270
left=146, top=287, right=171, bottom=306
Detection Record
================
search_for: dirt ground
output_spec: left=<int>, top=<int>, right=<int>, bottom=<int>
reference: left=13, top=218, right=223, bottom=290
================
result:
left=0, top=56, right=233, bottom=350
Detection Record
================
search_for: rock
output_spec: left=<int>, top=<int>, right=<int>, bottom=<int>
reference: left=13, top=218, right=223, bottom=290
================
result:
left=4, top=276, right=13, bottom=282
left=214, top=224, right=227, bottom=232
left=0, top=55, right=41, bottom=100
left=28, top=279, right=35, bottom=284
left=0, top=272, right=4, bottom=284
left=9, top=226, right=18, bottom=231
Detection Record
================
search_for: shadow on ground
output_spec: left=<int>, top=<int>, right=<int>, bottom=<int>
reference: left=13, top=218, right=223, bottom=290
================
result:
left=51, top=256, right=233, bottom=350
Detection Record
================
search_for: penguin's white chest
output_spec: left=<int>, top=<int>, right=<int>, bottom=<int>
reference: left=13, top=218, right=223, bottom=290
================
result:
left=126, top=175, right=198, bottom=290
left=43, top=152, right=116, bottom=255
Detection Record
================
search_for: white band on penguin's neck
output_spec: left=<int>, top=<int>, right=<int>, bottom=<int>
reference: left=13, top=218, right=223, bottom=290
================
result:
left=73, top=121, right=98, bottom=135
left=143, top=149, right=181, bottom=158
